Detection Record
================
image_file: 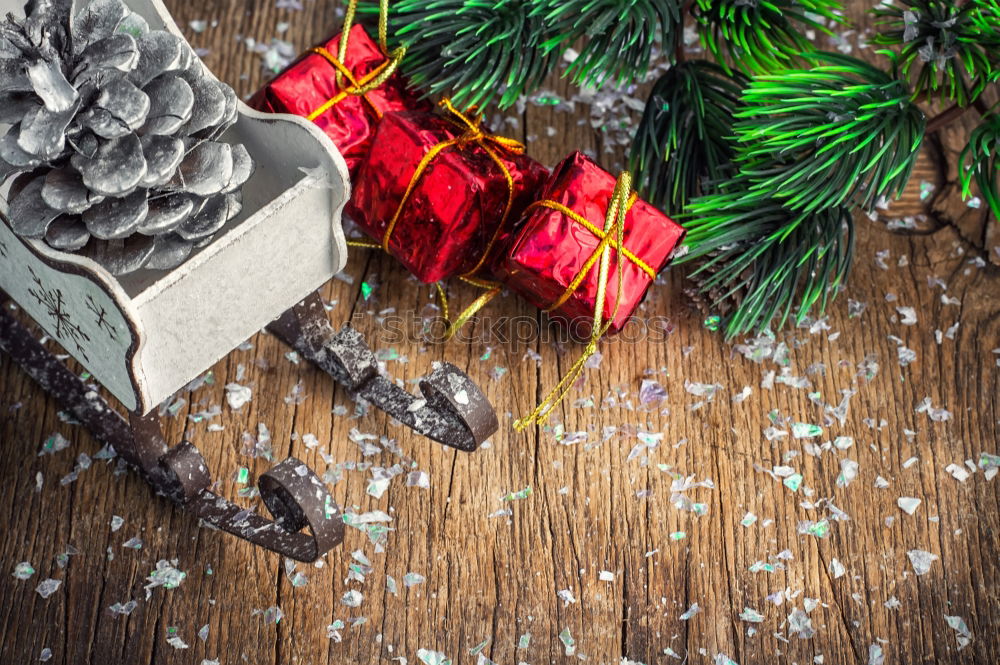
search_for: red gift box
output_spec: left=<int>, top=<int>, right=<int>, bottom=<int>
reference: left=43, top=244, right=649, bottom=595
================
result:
left=249, top=25, right=430, bottom=175
left=495, top=151, right=685, bottom=334
left=349, top=105, right=550, bottom=284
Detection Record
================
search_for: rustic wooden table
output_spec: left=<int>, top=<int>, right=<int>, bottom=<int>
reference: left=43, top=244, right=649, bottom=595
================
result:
left=2, top=1, right=998, bottom=664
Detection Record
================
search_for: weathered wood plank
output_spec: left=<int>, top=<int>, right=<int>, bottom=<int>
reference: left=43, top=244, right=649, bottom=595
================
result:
left=1, top=1, right=998, bottom=665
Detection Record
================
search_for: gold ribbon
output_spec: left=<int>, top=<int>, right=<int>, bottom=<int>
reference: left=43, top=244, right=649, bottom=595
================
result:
left=374, top=98, right=525, bottom=338
left=304, top=0, right=406, bottom=122
left=514, top=172, right=637, bottom=431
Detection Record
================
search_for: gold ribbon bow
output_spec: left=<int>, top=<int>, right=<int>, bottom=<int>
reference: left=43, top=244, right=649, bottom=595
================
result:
left=514, top=171, right=639, bottom=431
left=370, top=99, right=527, bottom=337
left=304, top=0, right=406, bottom=122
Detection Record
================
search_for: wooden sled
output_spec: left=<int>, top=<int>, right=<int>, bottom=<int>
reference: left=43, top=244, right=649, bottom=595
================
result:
left=0, top=0, right=497, bottom=562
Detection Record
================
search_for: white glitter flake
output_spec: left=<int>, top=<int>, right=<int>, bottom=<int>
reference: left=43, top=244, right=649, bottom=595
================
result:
left=907, top=549, right=938, bottom=575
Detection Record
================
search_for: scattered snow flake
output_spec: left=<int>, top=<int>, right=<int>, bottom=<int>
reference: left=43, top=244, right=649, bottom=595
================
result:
left=833, top=436, right=853, bottom=450
left=417, top=648, right=452, bottom=665
left=907, top=549, right=938, bottom=575
left=945, top=464, right=971, bottom=482
left=225, top=383, right=252, bottom=410
left=599, top=570, right=615, bottom=582
left=39, top=433, right=71, bottom=455
left=501, top=487, right=532, bottom=501
left=557, top=589, right=576, bottom=606
left=979, top=453, right=999, bottom=480
left=739, top=607, right=764, bottom=623
left=367, top=477, right=391, bottom=499
left=874, top=476, right=890, bottom=489
left=36, top=579, right=61, bottom=598
left=798, top=519, right=831, bottom=538
left=144, top=560, right=185, bottom=599
left=896, top=306, right=917, bottom=324
left=792, top=423, right=823, bottom=438
left=639, top=379, right=667, bottom=404
left=679, top=603, right=701, bottom=620
left=868, top=644, right=884, bottom=665
left=783, top=473, right=803, bottom=492
left=684, top=380, right=722, bottom=399
left=341, top=590, right=363, bottom=607
left=166, top=632, right=188, bottom=649
left=12, top=562, right=35, bottom=580
left=108, top=600, right=137, bottom=615
left=407, top=470, right=430, bottom=488
left=944, top=615, right=973, bottom=650
left=884, top=596, right=901, bottom=609
left=830, top=558, right=846, bottom=579
left=837, top=459, right=859, bottom=487
left=403, top=572, right=426, bottom=587
left=897, top=497, right=921, bottom=515
left=788, top=608, right=815, bottom=638
left=915, top=397, right=951, bottom=422
left=558, top=627, right=575, bottom=655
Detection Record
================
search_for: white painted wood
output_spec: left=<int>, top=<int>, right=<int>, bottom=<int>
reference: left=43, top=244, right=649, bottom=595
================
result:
left=0, top=0, right=351, bottom=414
left=0, top=218, right=142, bottom=411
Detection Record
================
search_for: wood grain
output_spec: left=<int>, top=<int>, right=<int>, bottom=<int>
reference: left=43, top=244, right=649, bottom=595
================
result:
left=1, top=1, right=998, bottom=664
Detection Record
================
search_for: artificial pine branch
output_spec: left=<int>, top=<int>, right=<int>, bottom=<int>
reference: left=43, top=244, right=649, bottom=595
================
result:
left=691, top=0, right=843, bottom=75
left=731, top=52, right=926, bottom=214
left=960, top=112, right=1000, bottom=220
left=532, top=0, right=682, bottom=87
left=873, top=0, right=1000, bottom=106
left=629, top=60, right=746, bottom=215
left=678, top=191, right=854, bottom=338
left=361, top=0, right=560, bottom=109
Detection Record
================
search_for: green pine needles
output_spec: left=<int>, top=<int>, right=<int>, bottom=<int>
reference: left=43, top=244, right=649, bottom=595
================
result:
left=629, top=60, right=746, bottom=215
left=873, top=0, right=1000, bottom=106
left=679, top=196, right=854, bottom=338
left=367, top=0, right=1000, bottom=338
left=680, top=53, right=924, bottom=337
left=535, top=0, right=683, bottom=87
left=693, top=0, right=843, bottom=74
left=960, top=113, right=1000, bottom=220
left=371, top=0, right=560, bottom=109
left=733, top=54, right=926, bottom=214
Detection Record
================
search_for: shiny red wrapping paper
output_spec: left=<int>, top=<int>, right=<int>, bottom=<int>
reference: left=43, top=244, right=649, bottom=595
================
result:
left=494, top=151, right=686, bottom=334
left=350, top=110, right=550, bottom=283
left=248, top=25, right=430, bottom=175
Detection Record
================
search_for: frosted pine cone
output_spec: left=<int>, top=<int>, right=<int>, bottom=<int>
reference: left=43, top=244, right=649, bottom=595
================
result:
left=0, top=0, right=254, bottom=275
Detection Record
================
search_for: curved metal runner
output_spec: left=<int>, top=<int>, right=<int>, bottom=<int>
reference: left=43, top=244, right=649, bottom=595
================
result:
left=0, top=289, right=497, bottom=561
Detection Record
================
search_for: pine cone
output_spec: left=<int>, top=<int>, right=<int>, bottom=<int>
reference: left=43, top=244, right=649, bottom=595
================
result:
left=0, top=0, right=254, bottom=275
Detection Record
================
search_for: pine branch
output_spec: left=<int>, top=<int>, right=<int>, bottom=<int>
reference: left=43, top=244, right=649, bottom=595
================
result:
left=873, top=0, right=1000, bottom=107
left=678, top=191, right=854, bottom=338
left=691, top=0, right=842, bottom=75
left=732, top=52, right=926, bottom=214
left=629, top=60, right=746, bottom=215
left=361, top=0, right=560, bottom=109
left=960, top=112, right=1000, bottom=221
left=533, top=0, right=682, bottom=87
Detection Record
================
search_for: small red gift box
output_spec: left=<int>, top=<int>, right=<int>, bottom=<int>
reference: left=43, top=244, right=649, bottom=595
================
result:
left=349, top=106, right=550, bottom=284
left=494, top=151, right=685, bottom=334
left=249, top=25, right=430, bottom=175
